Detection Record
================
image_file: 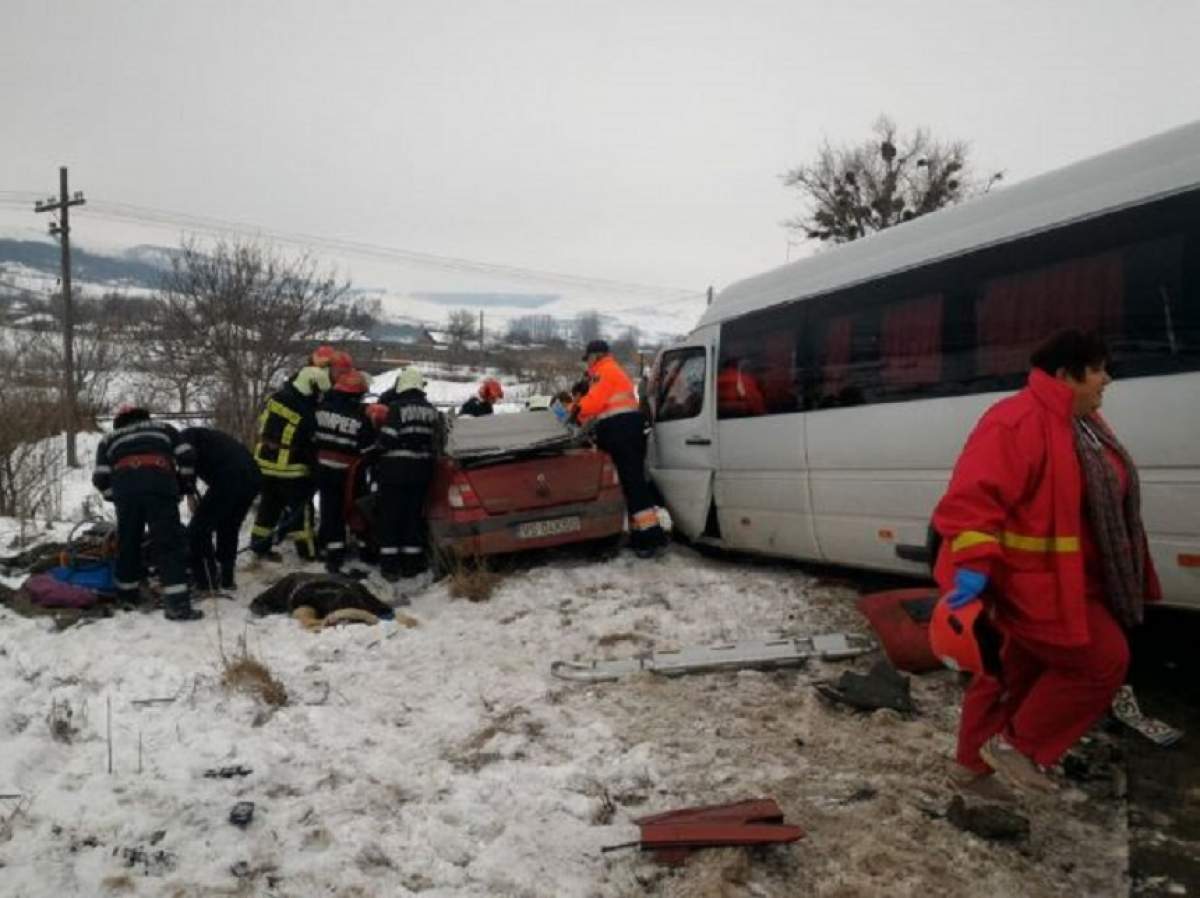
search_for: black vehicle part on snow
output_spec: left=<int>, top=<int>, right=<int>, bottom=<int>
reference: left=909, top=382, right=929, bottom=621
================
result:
left=814, top=660, right=915, bottom=714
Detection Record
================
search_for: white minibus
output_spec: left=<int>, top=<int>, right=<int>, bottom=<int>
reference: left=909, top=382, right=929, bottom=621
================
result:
left=648, top=121, right=1200, bottom=609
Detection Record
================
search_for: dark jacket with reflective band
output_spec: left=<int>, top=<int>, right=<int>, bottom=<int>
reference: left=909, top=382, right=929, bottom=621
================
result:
left=178, top=426, right=259, bottom=495
left=314, top=392, right=376, bottom=470
left=254, top=382, right=317, bottom=479
left=376, top=389, right=440, bottom=483
left=93, top=413, right=193, bottom=499
left=458, top=396, right=494, bottom=417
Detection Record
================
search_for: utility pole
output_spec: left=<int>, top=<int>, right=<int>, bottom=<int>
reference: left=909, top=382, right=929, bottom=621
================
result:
left=478, top=310, right=485, bottom=367
left=35, top=168, right=86, bottom=467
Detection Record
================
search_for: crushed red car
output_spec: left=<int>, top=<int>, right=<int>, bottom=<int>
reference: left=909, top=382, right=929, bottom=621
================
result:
left=428, top=411, right=626, bottom=557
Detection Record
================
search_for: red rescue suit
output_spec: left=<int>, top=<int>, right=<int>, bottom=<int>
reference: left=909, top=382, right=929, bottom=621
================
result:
left=933, top=369, right=1160, bottom=771
left=717, top=366, right=766, bottom=418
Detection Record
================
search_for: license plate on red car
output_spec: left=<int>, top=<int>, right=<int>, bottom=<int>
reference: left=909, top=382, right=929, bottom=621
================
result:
left=516, top=516, right=582, bottom=540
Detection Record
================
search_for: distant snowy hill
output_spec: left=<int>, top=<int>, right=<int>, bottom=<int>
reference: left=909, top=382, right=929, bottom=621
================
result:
left=0, top=237, right=701, bottom=343
left=0, top=239, right=167, bottom=291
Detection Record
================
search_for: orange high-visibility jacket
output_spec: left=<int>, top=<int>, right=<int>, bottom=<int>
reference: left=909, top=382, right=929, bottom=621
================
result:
left=575, top=355, right=639, bottom=424
left=933, top=368, right=1159, bottom=647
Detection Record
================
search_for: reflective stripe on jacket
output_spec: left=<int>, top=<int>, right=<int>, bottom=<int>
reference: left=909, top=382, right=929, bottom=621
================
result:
left=932, top=368, right=1159, bottom=647
left=575, top=355, right=639, bottom=424
left=255, top=384, right=315, bottom=479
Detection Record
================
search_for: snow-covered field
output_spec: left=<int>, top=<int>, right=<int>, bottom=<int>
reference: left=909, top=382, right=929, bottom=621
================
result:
left=0, top=432, right=1130, bottom=897
left=370, top=366, right=538, bottom=412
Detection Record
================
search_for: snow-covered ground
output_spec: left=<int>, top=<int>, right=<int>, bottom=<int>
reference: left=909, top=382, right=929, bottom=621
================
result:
left=0, top=430, right=1130, bottom=897
left=1, top=559, right=1128, bottom=893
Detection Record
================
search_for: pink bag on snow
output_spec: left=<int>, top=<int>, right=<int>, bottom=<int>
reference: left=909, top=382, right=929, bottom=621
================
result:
left=22, top=572, right=103, bottom=609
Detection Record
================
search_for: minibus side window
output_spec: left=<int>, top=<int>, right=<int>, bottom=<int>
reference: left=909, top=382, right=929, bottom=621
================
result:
left=1114, top=233, right=1200, bottom=377
left=880, top=294, right=944, bottom=398
left=811, top=307, right=881, bottom=408
left=717, top=303, right=804, bottom=418
left=975, top=250, right=1123, bottom=382
left=655, top=348, right=706, bottom=422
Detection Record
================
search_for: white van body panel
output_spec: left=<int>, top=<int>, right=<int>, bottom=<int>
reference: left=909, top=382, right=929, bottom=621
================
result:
left=714, top=414, right=819, bottom=559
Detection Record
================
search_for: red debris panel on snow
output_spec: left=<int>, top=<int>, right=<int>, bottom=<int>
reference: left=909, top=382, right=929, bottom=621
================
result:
left=856, top=588, right=942, bottom=674
left=619, top=799, right=805, bottom=866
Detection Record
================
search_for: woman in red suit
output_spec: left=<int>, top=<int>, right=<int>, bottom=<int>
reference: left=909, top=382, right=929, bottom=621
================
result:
left=933, top=329, right=1159, bottom=794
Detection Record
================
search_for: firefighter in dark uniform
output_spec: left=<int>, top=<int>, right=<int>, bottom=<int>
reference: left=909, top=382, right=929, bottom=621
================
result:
left=573, top=340, right=668, bottom=558
left=313, top=369, right=376, bottom=574
left=376, top=367, right=440, bottom=580
left=92, top=405, right=201, bottom=620
left=178, top=426, right=262, bottom=592
left=250, top=366, right=330, bottom=560
left=459, top=377, right=503, bottom=416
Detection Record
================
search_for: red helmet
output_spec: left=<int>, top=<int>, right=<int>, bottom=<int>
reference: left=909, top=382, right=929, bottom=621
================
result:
left=311, top=345, right=337, bottom=367
left=366, top=403, right=389, bottom=427
left=331, top=350, right=353, bottom=376
left=479, top=377, right=504, bottom=403
left=115, top=403, right=140, bottom=417
left=334, top=370, right=369, bottom=395
left=929, top=596, right=1003, bottom=677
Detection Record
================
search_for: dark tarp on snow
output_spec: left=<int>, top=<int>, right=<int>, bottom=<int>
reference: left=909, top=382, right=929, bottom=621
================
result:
left=249, top=572, right=394, bottom=620
left=445, top=411, right=583, bottom=465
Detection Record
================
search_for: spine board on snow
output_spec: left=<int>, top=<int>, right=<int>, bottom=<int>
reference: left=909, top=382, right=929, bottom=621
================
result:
left=550, top=633, right=875, bottom=683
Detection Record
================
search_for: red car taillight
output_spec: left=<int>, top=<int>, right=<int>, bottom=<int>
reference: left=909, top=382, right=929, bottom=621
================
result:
left=602, top=460, right=620, bottom=487
left=448, top=475, right=480, bottom=509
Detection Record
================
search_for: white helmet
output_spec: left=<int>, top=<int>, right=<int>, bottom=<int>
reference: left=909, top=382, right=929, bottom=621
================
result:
left=394, top=367, right=427, bottom=393
left=292, top=365, right=332, bottom=396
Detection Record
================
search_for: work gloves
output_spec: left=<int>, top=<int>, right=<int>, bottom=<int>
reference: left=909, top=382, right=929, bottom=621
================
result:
left=945, top=568, right=988, bottom=610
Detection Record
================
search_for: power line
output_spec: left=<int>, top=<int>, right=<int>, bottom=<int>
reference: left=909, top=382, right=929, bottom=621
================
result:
left=2, top=192, right=703, bottom=300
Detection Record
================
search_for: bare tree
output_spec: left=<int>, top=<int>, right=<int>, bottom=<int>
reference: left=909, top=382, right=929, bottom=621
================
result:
left=613, top=324, right=641, bottom=354
left=507, top=314, right=559, bottom=345
left=24, top=293, right=127, bottom=425
left=782, top=115, right=1003, bottom=244
left=574, top=311, right=603, bottom=347
left=160, top=239, right=353, bottom=444
left=0, top=383, right=66, bottom=530
left=446, top=309, right=477, bottom=347
left=137, top=297, right=214, bottom=413
left=505, top=318, right=532, bottom=345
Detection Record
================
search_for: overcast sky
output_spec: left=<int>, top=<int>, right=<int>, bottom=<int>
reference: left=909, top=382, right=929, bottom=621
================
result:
left=2, top=0, right=1198, bottom=313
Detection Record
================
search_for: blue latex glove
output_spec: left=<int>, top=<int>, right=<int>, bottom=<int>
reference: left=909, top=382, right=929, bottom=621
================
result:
left=945, top=568, right=988, bottom=610
left=551, top=402, right=569, bottom=424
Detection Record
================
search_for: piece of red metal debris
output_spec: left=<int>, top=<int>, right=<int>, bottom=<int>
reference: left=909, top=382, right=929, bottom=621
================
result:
left=609, top=798, right=804, bottom=866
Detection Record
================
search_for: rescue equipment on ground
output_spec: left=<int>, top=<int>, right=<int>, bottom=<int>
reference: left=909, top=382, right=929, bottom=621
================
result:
left=602, top=798, right=804, bottom=866
left=550, top=632, right=874, bottom=682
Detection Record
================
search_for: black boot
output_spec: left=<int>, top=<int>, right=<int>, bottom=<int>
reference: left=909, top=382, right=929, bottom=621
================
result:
left=219, top=563, right=236, bottom=591
left=116, top=587, right=142, bottom=608
left=164, top=601, right=204, bottom=621
left=324, top=549, right=344, bottom=576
